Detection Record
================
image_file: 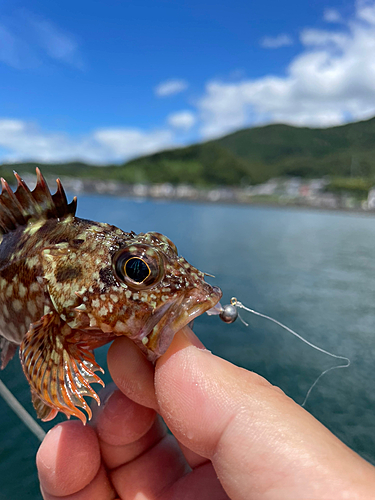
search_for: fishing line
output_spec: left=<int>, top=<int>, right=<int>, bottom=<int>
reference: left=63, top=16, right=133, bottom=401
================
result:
left=214, top=297, right=350, bottom=407
left=0, top=295, right=349, bottom=439
left=0, top=379, right=46, bottom=442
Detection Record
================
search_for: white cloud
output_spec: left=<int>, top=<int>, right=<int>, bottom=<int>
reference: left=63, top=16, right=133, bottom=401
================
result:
left=198, top=0, right=375, bottom=138
left=357, top=0, right=375, bottom=23
left=167, top=111, right=196, bottom=130
left=3, top=1, right=375, bottom=163
left=0, top=11, right=83, bottom=69
left=260, top=34, right=294, bottom=48
left=93, top=128, right=173, bottom=159
left=300, top=28, right=349, bottom=48
left=323, top=8, right=343, bottom=23
left=0, top=119, right=174, bottom=163
left=155, top=79, right=188, bottom=97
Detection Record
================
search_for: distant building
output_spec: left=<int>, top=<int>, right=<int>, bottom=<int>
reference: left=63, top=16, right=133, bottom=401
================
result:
left=133, top=184, right=148, bottom=197
left=285, top=178, right=301, bottom=197
left=367, top=187, right=375, bottom=209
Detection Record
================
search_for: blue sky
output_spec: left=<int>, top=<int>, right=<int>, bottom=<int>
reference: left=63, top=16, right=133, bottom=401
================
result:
left=1, top=0, right=375, bottom=163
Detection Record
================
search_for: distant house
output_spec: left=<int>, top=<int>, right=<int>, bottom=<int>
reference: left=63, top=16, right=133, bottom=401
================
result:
left=367, top=188, right=375, bottom=209
left=285, top=178, right=301, bottom=197
left=299, top=184, right=310, bottom=197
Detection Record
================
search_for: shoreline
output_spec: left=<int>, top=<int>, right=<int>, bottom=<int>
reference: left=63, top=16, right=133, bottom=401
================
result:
left=76, top=187, right=375, bottom=218
left=16, top=173, right=375, bottom=217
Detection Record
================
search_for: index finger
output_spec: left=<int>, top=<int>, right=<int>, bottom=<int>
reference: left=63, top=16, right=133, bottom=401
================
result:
left=154, top=336, right=375, bottom=500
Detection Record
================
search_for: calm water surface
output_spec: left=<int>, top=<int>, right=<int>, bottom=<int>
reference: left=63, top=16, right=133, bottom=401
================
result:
left=1, top=197, right=375, bottom=499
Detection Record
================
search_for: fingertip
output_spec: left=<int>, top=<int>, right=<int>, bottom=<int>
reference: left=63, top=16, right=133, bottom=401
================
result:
left=40, top=465, right=115, bottom=500
left=94, top=388, right=156, bottom=446
left=37, top=421, right=101, bottom=497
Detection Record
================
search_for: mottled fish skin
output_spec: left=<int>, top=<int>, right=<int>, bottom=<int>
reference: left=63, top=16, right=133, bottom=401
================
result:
left=0, top=169, right=222, bottom=423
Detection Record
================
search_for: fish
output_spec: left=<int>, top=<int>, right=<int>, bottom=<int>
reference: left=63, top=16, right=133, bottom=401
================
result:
left=0, top=169, right=222, bottom=423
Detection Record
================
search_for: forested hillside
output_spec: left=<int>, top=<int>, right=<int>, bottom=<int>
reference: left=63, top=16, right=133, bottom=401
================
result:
left=1, top=116, right=375, bottom=187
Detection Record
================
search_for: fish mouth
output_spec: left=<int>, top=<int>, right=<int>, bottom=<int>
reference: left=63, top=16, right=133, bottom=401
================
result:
left=141, top=284, right=222, bottom=360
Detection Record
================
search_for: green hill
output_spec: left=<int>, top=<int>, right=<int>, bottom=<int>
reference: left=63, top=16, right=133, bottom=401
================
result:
left=1, top=116, right=375, bottom=188
left=122, top=116, right=375, bottom=185
left=214, top=117, right=375, bottom=180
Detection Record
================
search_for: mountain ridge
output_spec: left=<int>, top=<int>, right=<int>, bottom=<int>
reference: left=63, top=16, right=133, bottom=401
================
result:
left=1, top=116, right=375, bottom=187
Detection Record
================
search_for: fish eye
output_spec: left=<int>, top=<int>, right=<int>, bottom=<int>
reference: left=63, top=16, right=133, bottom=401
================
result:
left=113, top=244, right=163, bottom=289
left=124, top=257, right=150, bottom=283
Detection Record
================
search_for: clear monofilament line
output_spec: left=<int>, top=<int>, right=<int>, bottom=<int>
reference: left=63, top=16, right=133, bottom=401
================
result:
left=233, top=299, right=350, bottom=407
left=0, top=379, right=46, bottom=442
left=299, top=364, right=349, bottom=407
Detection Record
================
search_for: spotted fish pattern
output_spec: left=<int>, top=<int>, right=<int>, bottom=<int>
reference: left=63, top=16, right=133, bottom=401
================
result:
left=0, top=169, right=222, bottom=423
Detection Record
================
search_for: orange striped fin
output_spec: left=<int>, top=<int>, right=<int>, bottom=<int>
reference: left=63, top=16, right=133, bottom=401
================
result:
left=19, top=311, right=104, bottom=424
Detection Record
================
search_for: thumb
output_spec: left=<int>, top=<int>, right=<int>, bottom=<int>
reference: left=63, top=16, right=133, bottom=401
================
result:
left=155, top=327, right=375, bottom=500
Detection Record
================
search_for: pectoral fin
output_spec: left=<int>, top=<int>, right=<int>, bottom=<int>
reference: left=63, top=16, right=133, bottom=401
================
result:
left=19, top=312, right=104, bottom=424
left=31, top=392, right=59, bottom=422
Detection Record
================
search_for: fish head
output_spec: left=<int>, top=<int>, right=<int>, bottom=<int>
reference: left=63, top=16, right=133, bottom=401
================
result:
left=73, top=229, right=222, bottom=360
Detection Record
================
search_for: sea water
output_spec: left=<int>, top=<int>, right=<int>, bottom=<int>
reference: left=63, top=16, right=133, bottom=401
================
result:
left=1, top=196, right=375, bottom=499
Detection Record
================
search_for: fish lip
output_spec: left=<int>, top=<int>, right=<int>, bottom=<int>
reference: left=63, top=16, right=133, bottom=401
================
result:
left=138, top=299, right=178, bottom=342
left=173, top=285, right=222, bottom=328
left=145, top=284, right=222, bottom=357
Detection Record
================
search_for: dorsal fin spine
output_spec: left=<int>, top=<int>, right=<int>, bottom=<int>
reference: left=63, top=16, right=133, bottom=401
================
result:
left=1, top=178, right=27, bottom=226
left=0, top=169, right=77, bottom=235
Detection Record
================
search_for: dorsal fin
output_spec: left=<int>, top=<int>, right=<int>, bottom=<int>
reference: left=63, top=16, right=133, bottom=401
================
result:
left=0, top=168, right=77, bottom=234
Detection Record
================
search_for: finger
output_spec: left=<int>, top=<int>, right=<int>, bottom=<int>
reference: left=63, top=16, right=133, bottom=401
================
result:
left=92, top=386, right=161, bottom=470
left=162, top=461, right=230, bottom=500
left=101, top=417, right=168, bottom=470
left=177, top=440, right=209, bottom=469
left=155, top=328, right=375, bottom=500
left=107, top=325, right=204, bottom=411
left=92, top=379, right=193, bottom=499
left=37, top=421, right=113, bottom=498
left=103, top=332, right=228, bottom=498
left=107, top=336, right=157, bottom=410
left=40, top=465, right=115, bottom=500
left=94, top=388, right=156, bottom=447
left=167, top=328, right=212, bottom=469
left=110, top=434, right=189, bottom=499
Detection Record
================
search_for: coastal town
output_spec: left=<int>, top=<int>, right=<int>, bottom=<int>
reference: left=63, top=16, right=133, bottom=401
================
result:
left=17, top=172, right=375, bottom=213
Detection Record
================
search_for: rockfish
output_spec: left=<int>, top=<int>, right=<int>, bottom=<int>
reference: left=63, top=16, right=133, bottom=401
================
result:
left=0, top=169, right=222, bottom=423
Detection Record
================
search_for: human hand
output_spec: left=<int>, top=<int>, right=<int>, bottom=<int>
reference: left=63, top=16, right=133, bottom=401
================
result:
left=37, top=326, right=375, bottom=500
